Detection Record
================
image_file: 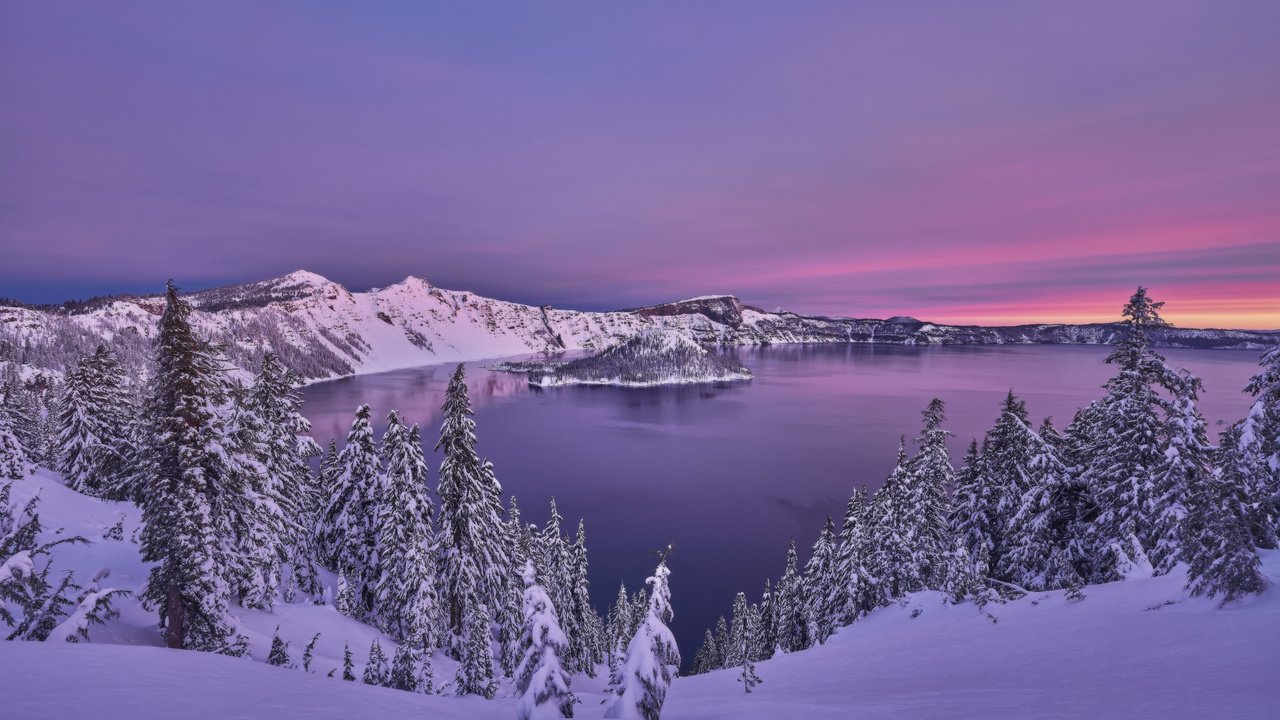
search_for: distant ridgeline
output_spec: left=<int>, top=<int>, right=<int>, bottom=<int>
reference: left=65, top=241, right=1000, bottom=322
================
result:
left=1, top=270, right=1277, bottom=384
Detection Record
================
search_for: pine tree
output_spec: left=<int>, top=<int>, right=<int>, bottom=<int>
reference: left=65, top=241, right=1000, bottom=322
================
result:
left=1147, top=373, right=1210, bottom=574
left=773, top=539, right=802, bottom=652
left=436, top=364, right=507, bottom=649
left=713, top=615, right=730, bottom=667
left=342, top=642, right=356, bottom=681
left=605, top=552, right=679, bottom=720
left=515, top=561, right=575, bottom=719
left=755, top=577, right=776, bottom=661
left=866, top=441, right=922, bottom=600
left=802, top=516, right=839, bottom=644
left=607, top=582, right=633, bottom=671
left=418, top=650, right=435, bottom=694
left=363, top=638, right=390, bottom=687
left=268, top=627, right=292, bottom=667
left=57, top=345, right=132, bottom=496
left=567, top=518, right=596, bottom=676
left=374, top=412, right=440, bottom=645
left=390, top=642, right=419, bottom=692
left=951, top=440, right=993, bottom=578
left=0, top=411, right=26, bottom=480
left=998, top=419, right=1078, bottom=591
left=1086, top=288, right=1177, bottom=580
left=905, top=398, right=955, bottom=586
left=500, top=495, right=529, bottom=678
left=690, top=629, right=719, bottom=675
left=302, top=632, right=321, bottom=672
left=980, top=390, right=1035, bottom=577
left=834, top=486, right=871, bottom=622
left=1244, top=347, right=1280, bottom=530
left=319, top=404, right=381, bottom=619
left=137, top=282, right=241, bottom=653
left=1229, top=402, right=1279, bottom=549
left=455, top=603, right=498, bottom=698
left=1182, top=431, right=1267, bottom=602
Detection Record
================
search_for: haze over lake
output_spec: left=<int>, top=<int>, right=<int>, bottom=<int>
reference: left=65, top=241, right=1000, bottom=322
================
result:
left=300, top=343, right=1263, bottom=660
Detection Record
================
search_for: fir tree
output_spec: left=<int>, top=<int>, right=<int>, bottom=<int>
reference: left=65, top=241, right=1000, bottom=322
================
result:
left=905, top=398, right=955, bottom=586
left=1228, top=402, right=1279, bottom=549
left=374, top=412, right=439, bottom=645
left=342, top=642, right=356, bottom=681
left=998, top=419, right=1079, bottom=591
left=363, top=638, right=390, bottom=687
left=690, top=629, right=719, bottom=675
left=436, top=364, right=507, bottom=648
left=866, top=441, right=922, bottom=600
left=604, top=552, right=679, bottom=720
left=773, top=539, right=802, bottom=652
left=136, top=282, right=241, bottom=653
left=390, top=642, right=420, bottom=692
left=302, top=632, right=321, bottom=672
left=568, top=517, right=597, bottom=676
left=57, top=345, right=132, bottom=496
left=1085, top=288, right=1177, bottom=580
left=834, top=486, right=871, bottom=621
left=500, top=495, right=529, bottom=678
left=802, top=516, right=839, bottom=644
left=515, top=561, right=575, bottom=719
left=268, top=627, right=292, bottom=667
left=455, top=603, right=498, bottom=698
left=755, top=577, right=776, bottom=661
left=319, top=404, right=381, bottom=619
left=0, top=411, right=27, bottom=480
left=1182, top=430, right=1267, bottom=602
left=1147, top=373, right=1211, bottom=574
left=951, top=440, right=993, bottom=578
left=1244, top=347, right=1280, bottom=528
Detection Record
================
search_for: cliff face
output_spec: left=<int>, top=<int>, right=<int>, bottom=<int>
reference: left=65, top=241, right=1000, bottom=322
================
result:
left=2, top=270, right=1276, bottom=382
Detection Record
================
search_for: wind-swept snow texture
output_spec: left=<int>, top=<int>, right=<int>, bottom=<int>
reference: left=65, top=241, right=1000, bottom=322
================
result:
left=4, top=270, right=1278, bottom=384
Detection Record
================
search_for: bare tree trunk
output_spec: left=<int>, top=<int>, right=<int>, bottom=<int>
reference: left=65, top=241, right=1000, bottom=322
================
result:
left=165, top=585, right=184, bottom=649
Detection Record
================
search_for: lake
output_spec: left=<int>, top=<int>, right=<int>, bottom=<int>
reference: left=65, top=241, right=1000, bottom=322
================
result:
left=300, top=343, right=1264, bottom=664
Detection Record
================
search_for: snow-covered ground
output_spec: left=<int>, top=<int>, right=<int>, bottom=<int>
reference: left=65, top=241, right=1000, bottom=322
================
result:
left=2, top=468, right=1278, bottom=719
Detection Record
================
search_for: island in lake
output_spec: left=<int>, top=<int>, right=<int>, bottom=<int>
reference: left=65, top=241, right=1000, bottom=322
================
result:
left=494, top=329, right=753, bottom=387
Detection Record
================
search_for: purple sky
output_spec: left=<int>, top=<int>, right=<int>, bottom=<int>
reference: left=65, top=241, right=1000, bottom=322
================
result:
left=2, top=1, right=1278, bottom=327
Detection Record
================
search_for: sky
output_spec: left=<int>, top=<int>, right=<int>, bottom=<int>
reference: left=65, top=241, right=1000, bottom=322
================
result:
left=1, top=1, right=1277, bottom=328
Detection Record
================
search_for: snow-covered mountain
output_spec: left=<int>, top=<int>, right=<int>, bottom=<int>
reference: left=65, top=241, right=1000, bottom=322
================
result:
left=2, top=270, right=1276, bottom=382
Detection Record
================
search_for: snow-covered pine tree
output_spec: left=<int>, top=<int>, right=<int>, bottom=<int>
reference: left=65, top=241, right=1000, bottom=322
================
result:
left=866, top=441, right=922, bottom=600
left=455, top=603, right=498, bottom=698
left=834, top=485, right=871, bottom=622
left=998, top=419, right=1079, bottom=591
left=342, top=642, right=356, bottom=681
left=755, top=577, right=776, bottom=661
left=604, top=552, right=679, bottom=720
left=515, top=560, right=575, bottom=719
left=500, top=495, right=529, bottom=678
left=302, top=632, right=321, bottom=672
left=137, top=282, right=242, bottom=653
left=374, top=412, right=440, bottom=646
left=1228, top=401, right=1279, bottom=549
left=950, top=439, right=993, bottom=579
left=690, top=629, right=719, bottom=675
left=363, top=638, right=390, bottom=687
left=724, top=591, right=751, bottom=668
left=435, top=364, right=507, bottom=649
left=1085, top=287, right=1177, bottom=581
left=57, top=345, right=132, bottom=496
left=979, top=390, right=1035, bottom=578
left=1147, top=373, right=1211, bottom=574
left=905, top=398, right=955, bottom=587
left=0, top=410, right=26, bottom=480
left=1181, top=427, right=1268, bottom=602
left=268, top=627, right=291, bottom=667
left=319, top=404, right=381, bottom=619
left=221, top=382, right=286, bottom=612
left=245, top=353, right=322, bottom=596
left=568, top=517, right=597, bottom=676
left=713, top=615, right=730, bottom=668
left=390, top=642, right=419, bottom=692
left=1244, top=347, right=1280, bottom=527
left=607, top=581, right=632, bottom=672
left=802, top=516, right=839, bottom=644
left=47, top=568, right=129, bottom=643
left=773, top=539, right=802, bottom=652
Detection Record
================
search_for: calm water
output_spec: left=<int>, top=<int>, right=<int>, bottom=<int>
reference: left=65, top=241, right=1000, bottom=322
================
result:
left=300, top=344, right=1263, bottom=662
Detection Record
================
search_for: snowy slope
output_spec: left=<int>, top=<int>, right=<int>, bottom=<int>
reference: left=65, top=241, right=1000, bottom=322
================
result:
left=3, top=270, right=1277, bottom=384
left=666, top=557, right=1280, bottom=720
left=4, top=468, right=1279, bottom=719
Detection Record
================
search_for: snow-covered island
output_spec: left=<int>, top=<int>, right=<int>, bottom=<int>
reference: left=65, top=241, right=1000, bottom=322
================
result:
left=512, top=330, right=753, bottom=388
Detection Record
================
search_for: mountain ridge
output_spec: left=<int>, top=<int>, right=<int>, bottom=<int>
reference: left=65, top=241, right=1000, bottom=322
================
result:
left=1, top=269, right=1276, bottom=383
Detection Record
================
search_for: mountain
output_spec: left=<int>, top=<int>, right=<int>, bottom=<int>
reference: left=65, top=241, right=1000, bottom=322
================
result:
left=1, top=270, right=1276, bottom=382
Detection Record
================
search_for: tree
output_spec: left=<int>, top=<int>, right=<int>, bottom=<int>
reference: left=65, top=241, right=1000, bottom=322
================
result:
left=567, top=518, right=597, bottom=676
left=319, top=404, right=381, bottom=619
left=302, top=632, right=321, bottom=672
left=268, top=627, right=292, bottom=667
left=0, top=411, right=26, bottom=480
left=363, top=638, right=390, bottom=687
left=773, top=538, right=803, bottom=652
left=1147, top=373, right=1210, bottom=574
left=374, top=413, right=440, bottom=645
left=455, top=603, right=497, bottom=698
left=904, top=398, right=955, bottom=586
left=1085, top=288, right=1176, bottom=580
left=390, top=642, right=419, bottom=692
left=1227, top=401, right=1279, bottom=549
left=833, top=486, right=868, bottom=622
left=951, top=440, right=995, bottom=579
left=1244, top=347, right=1280, bottom=529
left=515, top=561, right=575, bottom=719
left=979, top=390, right=1034, bottom=577
left=342, top=642, right=355, bottom=681
left=998, top=419, right=1079, bottom=590
left=436, top=364, right=507, bottom=648
left=866, top=441, right=922, bottom=600
left=57, top=345, right=132, bottom=496
left=802, top=516, right=839, bottom=644
left=605, top=553, right=679, bottom=720
left=1181, top=428, right=1267, bottom=602
left=137, top=282, right=242, bottom=653
left=690, top=629, right=719, bottom=675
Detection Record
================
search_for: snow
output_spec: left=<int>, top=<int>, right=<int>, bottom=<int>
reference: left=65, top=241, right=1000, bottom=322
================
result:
left=4, top=467, right=1279, bottom=719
